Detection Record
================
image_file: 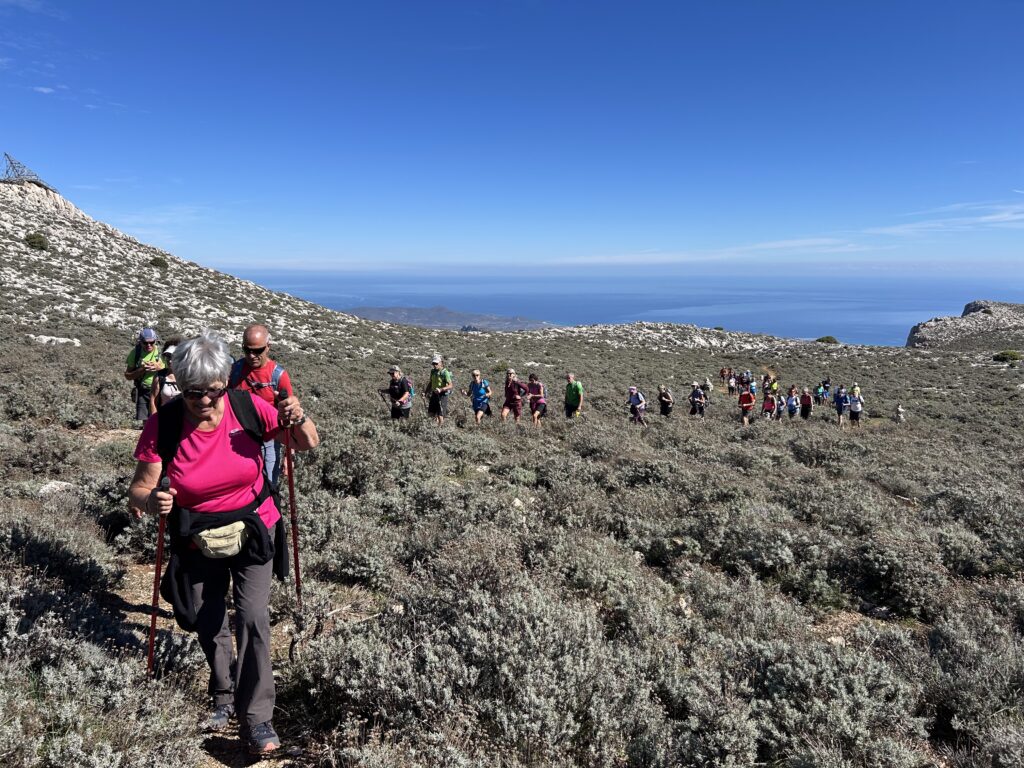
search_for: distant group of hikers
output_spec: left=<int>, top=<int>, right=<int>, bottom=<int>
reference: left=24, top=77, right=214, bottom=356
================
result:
left=722, top=367, right=867, bottom=429
left=378, top=356, right=584, bottom=427
left=374, top=359, right=870, bottom=430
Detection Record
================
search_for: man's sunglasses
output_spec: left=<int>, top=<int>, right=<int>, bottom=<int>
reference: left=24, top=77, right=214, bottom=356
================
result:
left=242, top=345, right=267, bottom=356
left=182, top=387, right=228, bottom=401
left=142, top=340, right=157, bottom=345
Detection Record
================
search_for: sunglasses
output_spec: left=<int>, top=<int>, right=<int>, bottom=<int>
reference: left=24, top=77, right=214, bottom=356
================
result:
left=242, top=345, right=267, bottom=356
left=182, top=386, right=228, bottom=401
left=142, top=340, right=156, bottom=345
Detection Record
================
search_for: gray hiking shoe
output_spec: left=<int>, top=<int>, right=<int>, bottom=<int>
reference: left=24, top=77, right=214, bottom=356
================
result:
left=205, top=702, right=234, bottom=731
left=245, top=721, right=280, bottom=754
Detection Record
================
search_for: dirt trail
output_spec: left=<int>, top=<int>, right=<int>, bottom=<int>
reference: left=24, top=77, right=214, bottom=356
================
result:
left=114, top=561, right=303, bottom=767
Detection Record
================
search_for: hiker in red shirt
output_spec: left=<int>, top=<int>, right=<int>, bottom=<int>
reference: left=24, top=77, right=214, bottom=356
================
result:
left=737, top=386, right=756, bottom=426
left=501, top=369, right=529, bottom=424
left=229, top=324, right=293, bottom=488
left=799, top=387, right=814, bottom=419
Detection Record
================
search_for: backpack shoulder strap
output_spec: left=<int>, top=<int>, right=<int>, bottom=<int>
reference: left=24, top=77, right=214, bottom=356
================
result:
left=228, top=389, right=265, bottom=446
left=229, top=359, right=246, bottom=388
left=270, top=362, right=284, bottom=391
left=132, top=343, right=144, bottom=369
left=156, top=398, right=186, bottom=478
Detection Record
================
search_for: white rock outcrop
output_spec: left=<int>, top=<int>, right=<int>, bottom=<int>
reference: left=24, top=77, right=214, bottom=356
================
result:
left=906, top=300, right=1024, bottom=349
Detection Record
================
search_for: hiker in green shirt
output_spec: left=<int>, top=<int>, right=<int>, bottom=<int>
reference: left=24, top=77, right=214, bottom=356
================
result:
left=426, top=354, right=454, bottom=426
left=564, top=372, right=584, bottom=418
left=124, top=327, right=164, bottom=423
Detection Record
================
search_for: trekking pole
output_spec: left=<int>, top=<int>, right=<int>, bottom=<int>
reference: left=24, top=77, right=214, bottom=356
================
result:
left=146, top=476, right=169, bottom=677
left=278, top=387, right=304, bottom=622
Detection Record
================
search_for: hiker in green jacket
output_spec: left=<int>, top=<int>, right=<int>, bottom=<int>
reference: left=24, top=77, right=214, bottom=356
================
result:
left=564, top=373, right=584, bottom=418
left=426, top=354, right=454, bottom=426
left=124, top=328, right=164, bottom=423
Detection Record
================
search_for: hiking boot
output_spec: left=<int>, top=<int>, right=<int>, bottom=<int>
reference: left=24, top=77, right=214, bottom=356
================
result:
left=204, top=702, right=235, bottom=732
left=244, top=721, right=280, bottom=755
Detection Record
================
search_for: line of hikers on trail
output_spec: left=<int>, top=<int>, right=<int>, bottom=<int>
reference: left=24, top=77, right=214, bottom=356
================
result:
left=723, top=367, right=867, bottom=429
left=374, top=359, right=874, bottom=430
left=379, top=357, right=584, bottom=427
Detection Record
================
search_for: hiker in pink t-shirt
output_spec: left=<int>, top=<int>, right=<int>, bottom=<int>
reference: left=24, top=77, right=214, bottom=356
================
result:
left=128, top=332, right=319, bottom=756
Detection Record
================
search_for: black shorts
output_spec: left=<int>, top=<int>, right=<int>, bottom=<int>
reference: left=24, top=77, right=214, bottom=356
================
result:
left=800, top=405, right=812, bottom=419
left=428, top=392, right=449, bottom=416
left=660, top=403, right=673, bottom=416
left=391, top=405, right=411, bottom=419
left=850, top=410, right=861, bottom=422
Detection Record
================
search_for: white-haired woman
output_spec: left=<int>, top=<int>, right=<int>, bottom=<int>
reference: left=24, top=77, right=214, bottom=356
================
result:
left=128, top=332, right=319, bottom=755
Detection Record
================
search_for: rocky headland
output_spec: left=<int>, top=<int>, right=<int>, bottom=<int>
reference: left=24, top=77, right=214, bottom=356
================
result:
left=906, top=299, right=1024, bottom=351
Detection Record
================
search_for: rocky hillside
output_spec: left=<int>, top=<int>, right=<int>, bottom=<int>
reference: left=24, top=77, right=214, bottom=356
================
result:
left=906, top=299, right=1024, bottom=351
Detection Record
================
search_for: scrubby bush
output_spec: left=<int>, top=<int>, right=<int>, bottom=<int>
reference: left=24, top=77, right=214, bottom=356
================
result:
left=23, top=231, right=48, bottom=250
left=149, top=255, right=169, bottom=268
left=0, top=567, right=204, bottom=767
left=992, top=349, right=1020, bottom=363
left=815, top=335, right=839, bottom=344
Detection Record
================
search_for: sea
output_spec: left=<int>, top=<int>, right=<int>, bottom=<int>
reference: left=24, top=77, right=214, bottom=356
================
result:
left=235, top=268, right=1023, bottom=347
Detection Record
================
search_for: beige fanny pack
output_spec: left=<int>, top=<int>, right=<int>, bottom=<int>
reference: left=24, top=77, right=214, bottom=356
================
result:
left=192, top=521, right=249, bottom=558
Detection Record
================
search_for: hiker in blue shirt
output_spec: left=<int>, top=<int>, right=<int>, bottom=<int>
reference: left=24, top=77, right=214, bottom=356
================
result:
left=463, top=369, right=492, bottom=425
left=834, top=385, right=851, bottom=430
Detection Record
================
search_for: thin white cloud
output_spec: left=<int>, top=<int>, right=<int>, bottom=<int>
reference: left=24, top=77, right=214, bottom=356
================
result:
left=733, top=237, right=851, bottom=252
left=550, top=237, right=876, bottom=267
left=0, top=57, right=11, bottom=68
left=1013, top=189, right=1024, bottom=195
left=865, top=201, right=1024, bottom=236
left=106, top=204, right=209, bottom=245
left=32, top=85, right=54, bottom=93
left=0, top=0, right=68, bottom=20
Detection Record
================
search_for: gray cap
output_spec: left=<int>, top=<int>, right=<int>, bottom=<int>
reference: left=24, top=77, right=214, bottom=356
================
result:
left=139, top=328, right=157, bottom=342
left=388, top=365, right=401, bottom=373
left=431, top=354, right=442, bottom=363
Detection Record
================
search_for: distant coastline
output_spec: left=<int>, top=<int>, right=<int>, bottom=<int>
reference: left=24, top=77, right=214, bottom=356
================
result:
left=235, top=268, right=1024, bottom=346
left=345, top=305, right=558, bottom=332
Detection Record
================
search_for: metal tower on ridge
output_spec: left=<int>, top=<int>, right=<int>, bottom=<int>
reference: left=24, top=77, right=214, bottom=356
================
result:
left=1, top=153, right=57, bottom=193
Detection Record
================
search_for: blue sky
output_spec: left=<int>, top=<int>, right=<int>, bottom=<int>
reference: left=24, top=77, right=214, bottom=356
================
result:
left=1, top=0, right=1022, bottom=279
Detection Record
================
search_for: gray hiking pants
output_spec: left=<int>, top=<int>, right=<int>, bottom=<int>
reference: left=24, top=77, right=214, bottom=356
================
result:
left=187, top=550, right=275, bottom=727
left=134, top=385, right=151, bottom=421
